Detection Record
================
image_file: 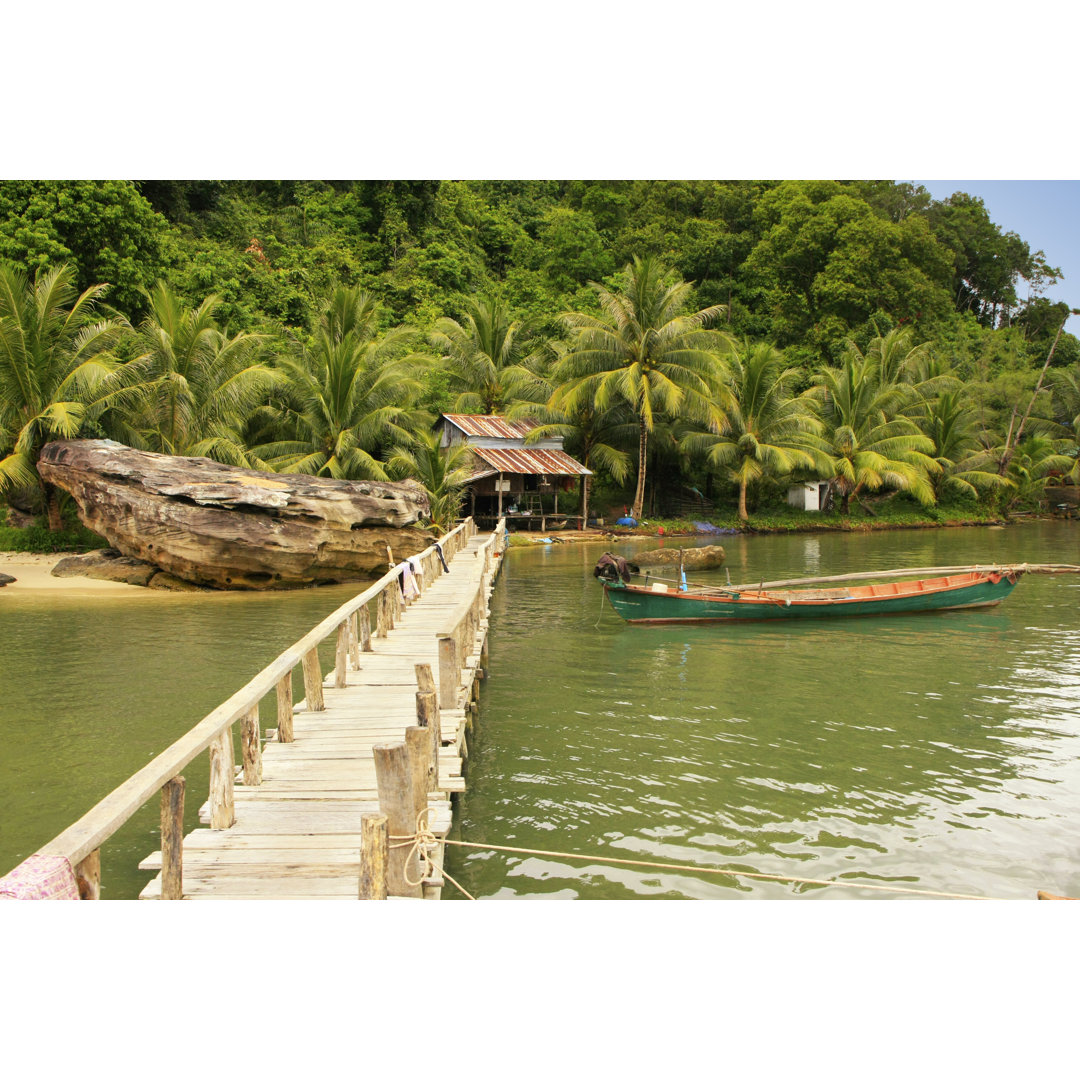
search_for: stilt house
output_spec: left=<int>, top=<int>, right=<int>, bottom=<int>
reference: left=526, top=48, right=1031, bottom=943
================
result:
left=437, top=414, right=591, bottom=529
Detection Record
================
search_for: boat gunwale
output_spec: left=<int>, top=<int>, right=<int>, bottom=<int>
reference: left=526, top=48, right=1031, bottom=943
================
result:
left=619, top=569, right=1017, bottom=608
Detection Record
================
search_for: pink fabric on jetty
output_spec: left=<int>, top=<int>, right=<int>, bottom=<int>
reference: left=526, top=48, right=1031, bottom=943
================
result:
left=0, top=854, right=81, bottom=900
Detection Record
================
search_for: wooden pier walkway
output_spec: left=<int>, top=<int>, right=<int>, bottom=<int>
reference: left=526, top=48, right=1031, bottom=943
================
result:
left=5, top=519, right=504, bottom=901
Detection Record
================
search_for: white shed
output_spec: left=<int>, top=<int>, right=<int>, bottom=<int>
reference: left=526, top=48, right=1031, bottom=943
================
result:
left=787, top=482, right=830, bottom=511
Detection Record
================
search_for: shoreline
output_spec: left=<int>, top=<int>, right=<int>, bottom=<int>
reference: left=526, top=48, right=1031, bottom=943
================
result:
left=0, top=515, right=1047, bottom=594
left=0, top=552, right=146, bottom=595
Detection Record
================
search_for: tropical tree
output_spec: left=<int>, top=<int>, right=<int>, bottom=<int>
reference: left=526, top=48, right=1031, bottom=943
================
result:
left=910, top=389, right=1011, bottom=501
left=1047, top=364, right=1080, bottom=482
left=516, top=389, right=635, bottom=528
left=551, top=255, right=736, bottom=520
left=428, top=295, right=548, bottom=415
left=387, top=428, right=474, bottom=530
left=0, top=262, right=132, bottom=529
left=259, top=286, right=428, bottom=479
left=806, top=344, right=940, bottom=513
left=681, top=341, right=832, bottom=521
left=999, top=434, right=1073, bottom=512
left=123, top=282, right=277, bottom=464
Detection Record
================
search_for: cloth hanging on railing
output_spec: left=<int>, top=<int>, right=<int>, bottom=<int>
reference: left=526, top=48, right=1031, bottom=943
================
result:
left=401, top=561, right=420, bottom=600
left=435, top=543, right=450, bottom=573
left=0, top=854, right=80, bottom=900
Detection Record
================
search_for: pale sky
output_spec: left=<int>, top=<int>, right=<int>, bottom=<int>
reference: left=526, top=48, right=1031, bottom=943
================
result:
left=916, top=181, right=1080, bottom=335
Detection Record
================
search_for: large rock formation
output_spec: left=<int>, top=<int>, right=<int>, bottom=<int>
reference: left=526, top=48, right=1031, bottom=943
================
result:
left=38, top=440, right=432, bottom=590
left=628, top=544, right=726, bottom=571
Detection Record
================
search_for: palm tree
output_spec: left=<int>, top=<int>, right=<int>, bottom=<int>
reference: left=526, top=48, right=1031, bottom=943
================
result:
left=1000, top=434, right=1073, bottom=512
left=0, top=262, right=132, bottom=529
left=1047, top=364, right=1080, bottom=483
left=387, top=428, right=474, bottom=530
left=551, top=256, right=736, bottom=520
left=124, top=282, right=277, bottom=465
left=806, top=345, right=939, bottom=513
left=429, top=295, right=548, bottom=415
left=682, top=341, right=832, bottom=521
left=910, top=389, right=1011, bottom=501
left=516, top=391, right=635, bottom=528
left=260, top=286, right=428, bottom=480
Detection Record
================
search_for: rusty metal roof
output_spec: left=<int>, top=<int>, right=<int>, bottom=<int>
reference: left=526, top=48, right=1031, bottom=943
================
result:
left=470, top=446, right=591, bottom=477
left=442, top=414, right=540, bottom=439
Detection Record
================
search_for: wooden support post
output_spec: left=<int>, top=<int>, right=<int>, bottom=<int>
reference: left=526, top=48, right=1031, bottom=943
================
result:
left=372, top=742, right=423, bottom=898
left=302, top=647, right=325, bottom=711
left=438, top=634, right=458, bottom=710
left=241, top=704, right=262, bottom=786
left=335, top=621, right=349, bottom=688
left=161, top=776, right=185, bottom=900
left=348, top=612, right=360, bottom=668
left=209, top=726, right=236, bottom=829
left=276, top=670, right=294, bottom=742
left=405, top=725, right=430, bottom=821
left=415, top=690, right=440, bottom=789
left=75, top=849, right=100, bottom=900
left=359, top=603, right=372, bottom=652
left=358, top=813, right=389, bottom=900
left=479, top=635, right=489, bottom=678
left=376, top=589, right=388, bottom=638
left=415, top=663, right=437, bottom=697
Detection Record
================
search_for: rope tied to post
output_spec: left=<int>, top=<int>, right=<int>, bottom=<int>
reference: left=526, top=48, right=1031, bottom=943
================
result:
left=389, top=808, right=476, bottom=900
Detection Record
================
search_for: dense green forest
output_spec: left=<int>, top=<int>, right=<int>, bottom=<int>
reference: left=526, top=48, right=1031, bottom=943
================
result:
left=1, top=179, right=1078, bottom=535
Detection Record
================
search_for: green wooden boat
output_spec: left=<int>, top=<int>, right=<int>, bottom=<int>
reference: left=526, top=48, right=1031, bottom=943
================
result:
left=595, top=557, right=1023, bottom=625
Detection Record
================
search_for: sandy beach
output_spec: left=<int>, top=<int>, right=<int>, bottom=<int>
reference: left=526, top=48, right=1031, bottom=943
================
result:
left=0, top=552, right=145, bottom=594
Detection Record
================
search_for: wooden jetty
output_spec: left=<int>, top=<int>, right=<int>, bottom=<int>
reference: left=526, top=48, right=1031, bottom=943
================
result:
left=9, top=518, right=505, bottom=900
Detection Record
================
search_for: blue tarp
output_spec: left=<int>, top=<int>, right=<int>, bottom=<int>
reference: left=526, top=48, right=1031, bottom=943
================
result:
left=693, top=521, right=738, bottom=535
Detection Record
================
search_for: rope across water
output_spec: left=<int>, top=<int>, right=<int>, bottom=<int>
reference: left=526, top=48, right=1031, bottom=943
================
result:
left=390, top=813, right=1002, bottom=900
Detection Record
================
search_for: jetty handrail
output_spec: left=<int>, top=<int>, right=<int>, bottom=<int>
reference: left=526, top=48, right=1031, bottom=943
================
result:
left=32, top=518, right=477, bottom=877
left=437, top=520, right=506, bottom=709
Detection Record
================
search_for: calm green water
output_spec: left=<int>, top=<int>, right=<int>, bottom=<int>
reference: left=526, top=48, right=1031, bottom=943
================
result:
left=2, top=523, right=1078, bottom=900
left=446, top=522, right=1080, bottom=900
left=0, top=581, right=361, bottom=898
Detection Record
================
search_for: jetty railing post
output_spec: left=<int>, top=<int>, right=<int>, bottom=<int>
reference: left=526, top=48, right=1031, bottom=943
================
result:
left=438, top=633, right=458, bottom=710
left=405, top=725, right=430, bottom=820
left=359, top=603, right=372, bottom=652
left=372, top=742, right=423, bottom=898
left=301, top=647, right=325, bottom=711
left=161, top=776, right=185, bottom=900
left=348, top=612, right=360, bottom=669
left=335, top=621, right=349, bottom=688
left=276, top=671, right=294, bottom=743
left=75, top=850, right=100, bottom=900
left=415, top=691, right=440, bottom=789
left=241, top=705, right=262, bottom=786
left=358, top=813, right=389, bottom=900
left=208, top=726, right=236, bottom=829
left=376, top=589, right=389, bottom=639
left=415, top=663, right=440, bottom=789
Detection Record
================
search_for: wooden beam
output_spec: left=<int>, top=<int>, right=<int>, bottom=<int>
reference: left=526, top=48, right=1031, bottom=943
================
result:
left=302, top=647, right=325, bottom=711
left=241, top=705, right=262, bottom=786
left=335, top=621, right=349, bottom=688
left=75, top=849, right=100, bottom=900
left=358, top=814, right=388, bottom=900
left=276, top=671, right=294, bottom=743
left=160, top=776, right=185, bottom=900
left=208, top=727, right=236, bottom=830
left=372, top=742, right=423, bottom=898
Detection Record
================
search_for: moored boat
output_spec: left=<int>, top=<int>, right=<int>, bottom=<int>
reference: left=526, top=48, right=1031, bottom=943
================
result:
left=593, top=554, right=1025, bottom=624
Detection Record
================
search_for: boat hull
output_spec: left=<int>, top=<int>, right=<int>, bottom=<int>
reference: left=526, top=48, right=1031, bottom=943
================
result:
left=603, top=572, right=1020, bottom=624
